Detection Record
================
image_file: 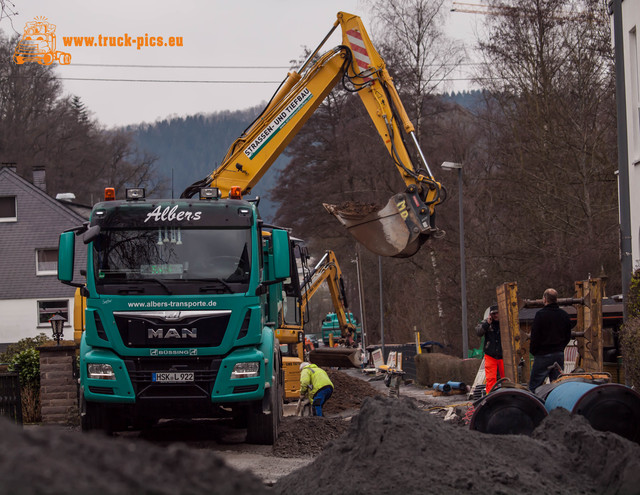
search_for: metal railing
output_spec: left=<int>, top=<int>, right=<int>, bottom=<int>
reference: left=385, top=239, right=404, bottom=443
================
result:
left=0, top=372, right=23, bottom=425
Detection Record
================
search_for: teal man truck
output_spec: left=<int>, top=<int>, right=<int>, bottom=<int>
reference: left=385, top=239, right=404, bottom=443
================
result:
left=58, top=187, right=291, bottom=444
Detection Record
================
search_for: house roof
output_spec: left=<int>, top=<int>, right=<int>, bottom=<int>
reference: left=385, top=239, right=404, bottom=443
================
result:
left=0, top=166, right=88, bottom=299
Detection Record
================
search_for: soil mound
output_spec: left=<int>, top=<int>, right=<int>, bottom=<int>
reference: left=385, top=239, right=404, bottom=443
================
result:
left=324, top=368, right=382, bottom=415
left=274, top=417, right=351, bottom=458
left=0, top=419, right=269, bottom=495
left=274, top=396, right=640, bottom=495
left=272, top=369, right=380, bottom=458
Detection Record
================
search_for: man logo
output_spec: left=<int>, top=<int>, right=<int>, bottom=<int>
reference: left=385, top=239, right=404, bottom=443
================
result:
left=148, top=328, right=197, bottom=339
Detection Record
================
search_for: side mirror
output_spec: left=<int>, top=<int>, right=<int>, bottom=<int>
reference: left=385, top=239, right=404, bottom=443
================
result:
left=271, top=229, right=291, bottom=280
left=58, top=231, right=76, bottom=283
left=83, top=224, right=101, bottom=244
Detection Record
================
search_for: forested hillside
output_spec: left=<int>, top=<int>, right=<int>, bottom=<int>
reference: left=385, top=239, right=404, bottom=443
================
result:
left=128, top=107, right=289, bottom=222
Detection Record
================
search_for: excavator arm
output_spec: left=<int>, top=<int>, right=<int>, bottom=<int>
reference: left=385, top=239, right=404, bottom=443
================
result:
left=182, top=11, right=445, bottom=258
left=277, top=248, right=362, bottom=369
left=300, top=250, right=357, bottom=345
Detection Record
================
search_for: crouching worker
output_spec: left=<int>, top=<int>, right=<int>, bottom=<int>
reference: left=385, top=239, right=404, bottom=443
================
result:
left=299, top=362, right=334, bottom=417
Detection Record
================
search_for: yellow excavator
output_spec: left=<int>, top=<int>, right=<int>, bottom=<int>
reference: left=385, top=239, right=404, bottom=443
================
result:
left=277, top=245, right=362, bottom=399
left=181, top=11, right=446, bottom=258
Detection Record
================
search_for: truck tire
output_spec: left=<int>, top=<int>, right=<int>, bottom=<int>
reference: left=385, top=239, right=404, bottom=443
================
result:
left=246, top=349, right=283, bottom=445
left=81, top=397, right=112, bottom=435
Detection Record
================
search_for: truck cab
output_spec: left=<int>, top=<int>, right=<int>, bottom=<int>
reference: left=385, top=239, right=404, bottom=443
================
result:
left=58, top=187, right=291, bottom=444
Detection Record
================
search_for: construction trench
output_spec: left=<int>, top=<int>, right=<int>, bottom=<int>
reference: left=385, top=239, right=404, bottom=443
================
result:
left=2, top=277, right=640, bottom=494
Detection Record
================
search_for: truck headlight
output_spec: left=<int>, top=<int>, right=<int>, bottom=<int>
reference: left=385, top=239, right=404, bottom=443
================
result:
left=231, top=362, right=260, bottom=379
left=87, top=363, right=116, bottom=380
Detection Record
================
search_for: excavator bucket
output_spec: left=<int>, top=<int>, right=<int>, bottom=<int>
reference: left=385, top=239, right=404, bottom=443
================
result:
left=309, top=347, right=363, bottom=368
left=323, top=190, right=434, bottom=258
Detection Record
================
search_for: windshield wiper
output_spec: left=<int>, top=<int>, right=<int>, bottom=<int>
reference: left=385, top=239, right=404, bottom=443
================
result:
left=198, top=278, right=233, bottom=293
left=127, top=278, right=173, bottom=295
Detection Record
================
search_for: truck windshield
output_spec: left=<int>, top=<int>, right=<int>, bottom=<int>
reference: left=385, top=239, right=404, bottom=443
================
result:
left=92, top=227, right=251, bottom=294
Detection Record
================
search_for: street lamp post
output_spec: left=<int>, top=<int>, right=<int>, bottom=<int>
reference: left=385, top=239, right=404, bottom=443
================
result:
left=352, top=245, right=368, bottom=364
left=49, top=313, right=66, bottom=345
left=441, top=161, right=468, bottom=359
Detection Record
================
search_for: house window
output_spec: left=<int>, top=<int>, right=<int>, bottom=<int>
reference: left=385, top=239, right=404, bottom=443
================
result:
left=0, top=196, right=16, bottom=221
left=37, top=300, right=69, bottom=327
left=36, top=248, right=58, bottom=275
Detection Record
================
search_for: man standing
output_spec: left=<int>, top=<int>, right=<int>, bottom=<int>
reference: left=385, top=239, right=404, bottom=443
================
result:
left=528, top=288, right=573, bottom=392
left=299, top=362, right=334, bottom=417
left=475, top=305, right=504, bottom=394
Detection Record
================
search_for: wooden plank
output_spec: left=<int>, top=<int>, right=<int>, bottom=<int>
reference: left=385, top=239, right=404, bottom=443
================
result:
left=497, top=282, right=522, bottom=383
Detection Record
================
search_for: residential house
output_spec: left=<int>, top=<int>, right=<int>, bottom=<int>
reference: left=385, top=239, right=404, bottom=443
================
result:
left=0, top=165, right=88, bottom=347
left=611, top=1, right=640, bottom=272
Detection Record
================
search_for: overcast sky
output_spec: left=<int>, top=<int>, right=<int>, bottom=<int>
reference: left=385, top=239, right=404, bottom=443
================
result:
left=2, top=0, right=480, bottom=128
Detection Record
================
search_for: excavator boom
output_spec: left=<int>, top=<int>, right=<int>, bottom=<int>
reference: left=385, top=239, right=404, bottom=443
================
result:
left=181, top=11, right=446, bottom=258
left=279, top=249, right=362, bottom=369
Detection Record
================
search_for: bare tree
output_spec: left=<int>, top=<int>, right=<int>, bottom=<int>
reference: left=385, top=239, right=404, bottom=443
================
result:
left=367, top=0, right=466, bottom=134
left=0, top=0, right=18, bottom=34
left=0, top=31, right=163, bottom=204
left=471, top=0, right=619, bottom=296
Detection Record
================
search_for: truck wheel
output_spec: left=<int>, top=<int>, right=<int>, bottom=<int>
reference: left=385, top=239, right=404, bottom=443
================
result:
left=81, top=397, right=112, bottom=435
left=246, top=349, right=283, bottom=445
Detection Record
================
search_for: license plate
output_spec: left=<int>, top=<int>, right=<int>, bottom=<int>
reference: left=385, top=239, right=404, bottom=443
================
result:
left=152, top=372, right=194, bottom=383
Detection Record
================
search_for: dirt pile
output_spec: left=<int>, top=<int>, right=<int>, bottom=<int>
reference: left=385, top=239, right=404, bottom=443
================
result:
left=274, top=417, right=350, bottom=458
left=0, top=419, right=269, bottom=495
left=272, top=369, right=381, bottom=458
left=274, top=396, right=640, bottom=495
left=324, top=368, right=382, bottom=415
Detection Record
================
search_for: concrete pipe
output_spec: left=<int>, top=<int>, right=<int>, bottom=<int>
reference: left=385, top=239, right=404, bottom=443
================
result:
left=544, top=382, right=640, bottom=444
left=470, top=388, right=548, bottom=436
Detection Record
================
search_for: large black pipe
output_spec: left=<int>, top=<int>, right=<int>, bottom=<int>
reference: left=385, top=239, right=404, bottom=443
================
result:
left=544, top=381, right=640, bottom=444
left=469, top=388, right=548, bottom=436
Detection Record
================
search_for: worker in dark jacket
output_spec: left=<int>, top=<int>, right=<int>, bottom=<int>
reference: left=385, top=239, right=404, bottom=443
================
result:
left=528, top=288, right=573, bottom=392
left=475, top=305, right=503, bottom=394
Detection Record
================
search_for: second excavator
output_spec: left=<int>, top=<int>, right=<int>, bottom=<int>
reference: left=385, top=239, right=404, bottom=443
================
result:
left=181, top=11, right=446, bottom=258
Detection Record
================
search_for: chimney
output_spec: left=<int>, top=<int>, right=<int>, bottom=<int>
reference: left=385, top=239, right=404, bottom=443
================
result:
left=33, top=166, right=46, bottom=192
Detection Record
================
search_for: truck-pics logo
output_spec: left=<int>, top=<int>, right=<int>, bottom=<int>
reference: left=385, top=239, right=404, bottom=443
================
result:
left=14, top=17, right=71, bottom=65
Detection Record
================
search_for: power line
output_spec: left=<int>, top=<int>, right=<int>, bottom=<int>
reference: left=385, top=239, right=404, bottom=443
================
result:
left=72, top=63, right=292, bottom=69
left=57, top=77, right=284, bottom=83
left=68, top=61, right=488, bottom=69
left=6, top=75, right=497, bottom=84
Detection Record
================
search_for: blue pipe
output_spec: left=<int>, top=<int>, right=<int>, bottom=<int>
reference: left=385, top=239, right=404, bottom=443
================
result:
left=433, top=383, right=451, bottom=392
left=446, top=381, right=467, bottom=391
left=544, top=381, right=598, bottom=412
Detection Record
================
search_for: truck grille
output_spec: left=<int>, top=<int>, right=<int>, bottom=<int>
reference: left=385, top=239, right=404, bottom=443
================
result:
left=124, top=356, right=222, bottom=399
left=114, top=310, right=231, bottom=348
